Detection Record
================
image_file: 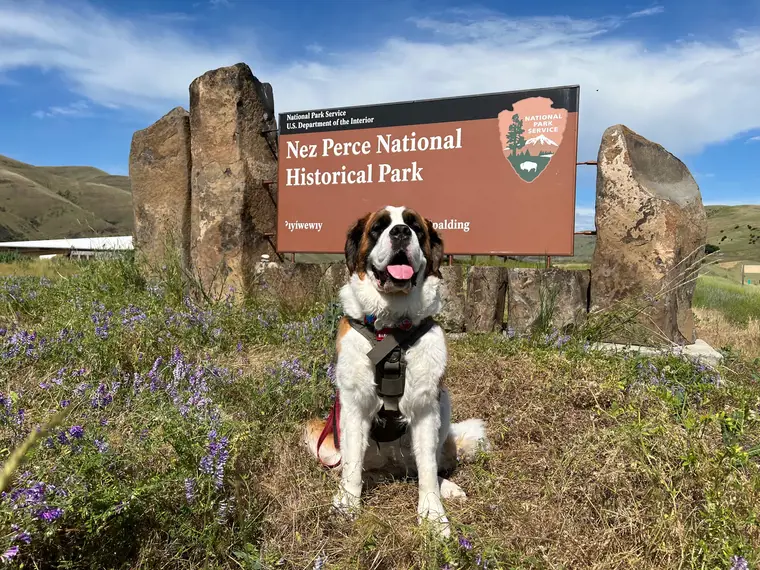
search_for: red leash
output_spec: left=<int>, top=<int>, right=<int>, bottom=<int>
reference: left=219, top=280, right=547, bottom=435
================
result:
left=316, top=392, right=341, bottom=468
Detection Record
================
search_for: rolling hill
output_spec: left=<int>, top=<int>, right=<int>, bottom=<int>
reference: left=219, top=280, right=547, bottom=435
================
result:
left=0, top=154, right=133, bottom=242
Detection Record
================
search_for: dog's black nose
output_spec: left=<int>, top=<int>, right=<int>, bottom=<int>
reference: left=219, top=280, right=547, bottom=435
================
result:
left=389, top=224, right=412, bottom=242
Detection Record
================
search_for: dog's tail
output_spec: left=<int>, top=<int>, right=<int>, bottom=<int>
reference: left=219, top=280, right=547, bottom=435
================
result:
left=303, top=416, right=490, bottom=469
left=445, top=418, right=491, bottom=463
left=303, top=418, right=341, bottom=467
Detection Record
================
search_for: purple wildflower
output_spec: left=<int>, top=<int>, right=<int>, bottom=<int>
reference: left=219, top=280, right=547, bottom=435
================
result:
left=731, top=556, right=749, bottom=570
left=185, top=478, right=196, bottom=503
left=36, top=506, right=63, bottom=522
left=0, top=393, right=12, bottom=416
left=0, top=546, right=19, bottom=562
left=14, top=530, right=31, bottom=544
left=458, top=535, right=473, bottom=550
left=94, top=439, right=109, bottom=453
left=69, top=425, right=84, bottom=439
left=199, top=430, right=230, bottom=489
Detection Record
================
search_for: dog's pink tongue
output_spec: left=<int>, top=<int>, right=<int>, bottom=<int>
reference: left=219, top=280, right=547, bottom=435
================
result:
left=387, top=264, right=414, bottom=280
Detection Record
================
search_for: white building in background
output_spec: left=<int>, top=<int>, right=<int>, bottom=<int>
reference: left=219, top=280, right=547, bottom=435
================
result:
left=0, top=236, right=133, bottom=259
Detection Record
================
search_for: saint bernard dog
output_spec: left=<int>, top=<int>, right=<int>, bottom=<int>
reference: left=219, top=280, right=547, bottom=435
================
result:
left=303, top=205, right=490, bottom=538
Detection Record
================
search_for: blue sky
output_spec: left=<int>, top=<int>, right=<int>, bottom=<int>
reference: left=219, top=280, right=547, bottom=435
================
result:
left=1, top=0, right=759, bottom=230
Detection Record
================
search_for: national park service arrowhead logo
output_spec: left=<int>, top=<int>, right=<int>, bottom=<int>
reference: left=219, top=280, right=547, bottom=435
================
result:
left=498, top=97, right=568, bottom=183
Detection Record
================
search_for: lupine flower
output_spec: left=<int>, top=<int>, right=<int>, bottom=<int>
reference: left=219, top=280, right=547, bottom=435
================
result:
left=94, top=439, right=109, bottom=453
left=69, top=425, right=84, bottom=439
left=0, top=546, right=19, bottom=562
left=730, top=556, right=749, bottom=570
left=199, top=430, right=230, bottom=489
left=36, top=506, right=63, bottom=522
left=458, top=535, right=473, bottom=550
left=184, top=478, right=196, bottom=503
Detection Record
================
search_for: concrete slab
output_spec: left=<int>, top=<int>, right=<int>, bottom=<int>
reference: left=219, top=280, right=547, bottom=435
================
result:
left=591, top=338, right=724, bottom=367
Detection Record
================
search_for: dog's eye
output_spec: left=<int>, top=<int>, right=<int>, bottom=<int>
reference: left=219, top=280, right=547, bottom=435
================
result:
left=407, top=220, right=424, bottom=238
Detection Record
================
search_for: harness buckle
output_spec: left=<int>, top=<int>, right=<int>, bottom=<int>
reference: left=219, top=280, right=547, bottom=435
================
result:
left=376, top=346, right=405, bottom=399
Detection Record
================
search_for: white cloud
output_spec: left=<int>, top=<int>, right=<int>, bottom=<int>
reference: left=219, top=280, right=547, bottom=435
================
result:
left=574, top=207, right=596, bottom=231
left=747, top=135, right=760, bottom=143
left=0, top=1, right=759, bottom=165
left=0, top=1, right=245, bottom=116
left=32, top=100, right=90, bottom=119
left=628, top=6, right=665, bottom=18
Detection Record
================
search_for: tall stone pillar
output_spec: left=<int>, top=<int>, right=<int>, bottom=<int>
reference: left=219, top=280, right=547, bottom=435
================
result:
left=189, top=62, right=278, bottom=298
left=590, top=124, right=707, bottom=346
left=129, top=107, right=192, bottom=271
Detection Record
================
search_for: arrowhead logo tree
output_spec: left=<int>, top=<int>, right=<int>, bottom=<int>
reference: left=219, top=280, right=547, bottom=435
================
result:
left=506, top=113, right=526, bottom=158
left=498, top=96, right=568, bottom=183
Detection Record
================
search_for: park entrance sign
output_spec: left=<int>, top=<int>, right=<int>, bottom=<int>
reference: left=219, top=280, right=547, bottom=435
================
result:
left=276, top=86, right=580, bottom=255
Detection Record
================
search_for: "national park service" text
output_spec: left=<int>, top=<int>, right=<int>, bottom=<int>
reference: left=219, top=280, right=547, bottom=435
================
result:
left=284, top=127, right=462, bottom=186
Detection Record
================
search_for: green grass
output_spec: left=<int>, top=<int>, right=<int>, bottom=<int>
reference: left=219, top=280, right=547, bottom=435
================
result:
left=0, top=153, right=132, bottom=242
left=694, top=274, right=760, bottom=325
left=0, top=255, right=759, bottom=569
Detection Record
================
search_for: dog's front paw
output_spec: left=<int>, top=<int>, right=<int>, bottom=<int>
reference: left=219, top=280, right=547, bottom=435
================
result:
left=417, top=493, right=451, bottom=538
left=330, top=488, right=361, bottom=520
left=439, top=477, right=467, bottom=500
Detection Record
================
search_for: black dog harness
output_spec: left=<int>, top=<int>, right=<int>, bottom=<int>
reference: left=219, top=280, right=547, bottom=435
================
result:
left=316, top=314, right=437, bottom=467
left=348, top=315, right=437, bottom=443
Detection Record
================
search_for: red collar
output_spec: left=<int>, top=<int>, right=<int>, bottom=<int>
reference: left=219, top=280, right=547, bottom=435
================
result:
left=365, top=314, right=414, bottom=341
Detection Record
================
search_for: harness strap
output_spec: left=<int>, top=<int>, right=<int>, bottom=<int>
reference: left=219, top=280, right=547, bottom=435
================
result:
left=348, top=316, right=437, bottom=367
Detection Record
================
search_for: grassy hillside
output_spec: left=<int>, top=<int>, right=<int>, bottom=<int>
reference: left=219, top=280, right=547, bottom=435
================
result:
left=0, top=154, right=133, bottom=242
left=0, top=256, right=758, bottom=569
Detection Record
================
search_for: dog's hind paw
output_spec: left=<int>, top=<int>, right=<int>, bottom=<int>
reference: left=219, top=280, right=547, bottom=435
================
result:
left=439, top=477, right=467, bottom=500
left=330, top=488, right=361, bottom=520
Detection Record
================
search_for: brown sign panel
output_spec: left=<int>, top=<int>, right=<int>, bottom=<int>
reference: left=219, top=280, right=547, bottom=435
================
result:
left=276, top=86, right=580, bottom=255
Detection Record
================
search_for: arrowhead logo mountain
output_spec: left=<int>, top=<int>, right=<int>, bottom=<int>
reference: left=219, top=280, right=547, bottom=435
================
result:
left=497, top=96, right=568, bottom=183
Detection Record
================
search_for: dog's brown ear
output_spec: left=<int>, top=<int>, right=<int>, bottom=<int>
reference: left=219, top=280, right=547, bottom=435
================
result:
left=425, top=218, right=444, bottom=278
left=345, top=213, right=371, bottom=274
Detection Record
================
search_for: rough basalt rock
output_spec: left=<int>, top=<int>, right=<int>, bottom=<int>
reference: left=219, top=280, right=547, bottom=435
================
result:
left=129, top=107, right=192, bottom=271
left=439, top=265, right=467, bottom=332
left=590, top=124, right=707, bottom=346
left=465, top=266, right=508, bottom=333
left=189, top=62, right=279, bottom=298
left=507, top=268, right=590, bottom=335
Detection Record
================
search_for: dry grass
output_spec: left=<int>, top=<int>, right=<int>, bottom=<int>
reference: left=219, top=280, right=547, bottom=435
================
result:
left=243, top=339, right=759, bottom=570
left=694, top=307, right=760, bottom=360
left=0, top=258, right=83, bottom=278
